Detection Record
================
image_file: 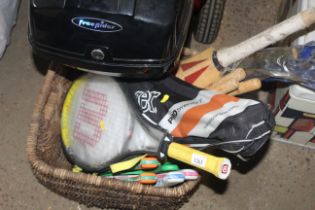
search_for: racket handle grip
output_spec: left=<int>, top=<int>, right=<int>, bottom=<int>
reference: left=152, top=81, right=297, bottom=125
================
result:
left=167, top=143, right=231, bottom=180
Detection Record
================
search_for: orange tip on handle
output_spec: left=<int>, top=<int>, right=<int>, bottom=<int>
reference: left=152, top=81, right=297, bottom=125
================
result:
left=167, top=143, right=231, bottom=180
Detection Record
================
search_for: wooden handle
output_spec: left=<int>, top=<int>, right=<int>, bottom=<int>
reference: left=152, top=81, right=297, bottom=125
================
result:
left=229, top=78, right=262, bottom=96
left=301, top=7, right=315, bottom=26
left=176, top=48, right=221, bottom=88
left=167, top=143, right=231, bottom=180
left=210, top=68, right=246, bottom=87
left=208, top=79, right=239, bottom=94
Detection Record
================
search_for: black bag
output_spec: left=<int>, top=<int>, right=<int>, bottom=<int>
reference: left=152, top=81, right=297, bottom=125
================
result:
left=119, top=75, right=275, bottom=160
left=29, top=0, right=194, bottom=78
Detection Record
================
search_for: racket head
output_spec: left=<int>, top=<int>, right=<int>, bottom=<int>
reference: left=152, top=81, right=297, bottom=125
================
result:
left=61, top=74, right=161, bottom=172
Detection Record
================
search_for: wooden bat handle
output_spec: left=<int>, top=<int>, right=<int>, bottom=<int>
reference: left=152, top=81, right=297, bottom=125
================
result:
left=217, top=8, right=315, bottom=67
left=176, top=48, right=221, bottom=88
left=301, top=7, right=315, bottom=26
left=229, top=78, right=262, bottom=96
left=210, top=68, right=246, bottom=87
left=208, top=79, right=239, bottom=94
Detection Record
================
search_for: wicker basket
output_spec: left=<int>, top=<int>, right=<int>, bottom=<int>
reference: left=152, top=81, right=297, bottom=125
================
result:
left=26, top=68, right=200, bottom=210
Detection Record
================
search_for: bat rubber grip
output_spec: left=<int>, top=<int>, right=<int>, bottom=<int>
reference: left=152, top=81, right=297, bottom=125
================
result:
left=167, top=143, right=231, bottom=180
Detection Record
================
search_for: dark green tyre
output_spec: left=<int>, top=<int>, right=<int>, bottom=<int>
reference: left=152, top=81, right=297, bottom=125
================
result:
left=194, top=0, right=226, bottom=44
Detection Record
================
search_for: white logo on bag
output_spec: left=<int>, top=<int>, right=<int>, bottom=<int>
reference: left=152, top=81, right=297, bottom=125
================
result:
left=135, top=91, right=161, bottom=114
left=168, top=110, right=178, bottom=124
left=167, top=99, right=202, bottom=124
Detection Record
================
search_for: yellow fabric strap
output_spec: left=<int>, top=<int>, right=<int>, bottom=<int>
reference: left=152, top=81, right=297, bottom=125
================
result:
left=110, top=154, right=147, bottom=173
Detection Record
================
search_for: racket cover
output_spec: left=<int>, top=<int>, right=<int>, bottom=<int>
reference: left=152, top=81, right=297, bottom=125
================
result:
left=119, top=75, right=275, bottom=160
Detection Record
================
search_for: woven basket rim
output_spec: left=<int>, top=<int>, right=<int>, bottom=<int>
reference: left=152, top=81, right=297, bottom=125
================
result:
left=26, top=69, right=200, bottom=199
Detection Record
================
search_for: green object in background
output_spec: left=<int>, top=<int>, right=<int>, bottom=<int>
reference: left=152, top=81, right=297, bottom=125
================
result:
left=72, top=165, right=83, bottom=173
left=274, top=125, right=288, bottom=134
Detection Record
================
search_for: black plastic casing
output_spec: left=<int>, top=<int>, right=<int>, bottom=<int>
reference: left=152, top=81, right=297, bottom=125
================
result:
left=28, top=0, right=194, bottom=78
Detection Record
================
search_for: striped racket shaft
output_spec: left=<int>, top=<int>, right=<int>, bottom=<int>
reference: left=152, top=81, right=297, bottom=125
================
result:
left=108, top=173, right=157, bottom=185
left=167, top=142, right=231, bottom=180
left=135, top=157, right=160, bottom=170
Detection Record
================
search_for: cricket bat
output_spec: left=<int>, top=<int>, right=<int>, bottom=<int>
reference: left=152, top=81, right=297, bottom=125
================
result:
left=176, top=8, right=315, bottom=88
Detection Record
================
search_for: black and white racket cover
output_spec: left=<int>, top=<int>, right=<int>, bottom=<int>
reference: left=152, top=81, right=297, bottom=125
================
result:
left=119, top=75, right=275, bottom=160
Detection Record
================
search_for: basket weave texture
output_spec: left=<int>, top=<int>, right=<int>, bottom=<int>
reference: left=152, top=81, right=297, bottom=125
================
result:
left=26, top=69, right=200, bottom=210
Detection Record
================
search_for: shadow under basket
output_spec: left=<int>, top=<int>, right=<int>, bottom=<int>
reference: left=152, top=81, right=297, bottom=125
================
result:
left=26, top=68, right=200, bottom=210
